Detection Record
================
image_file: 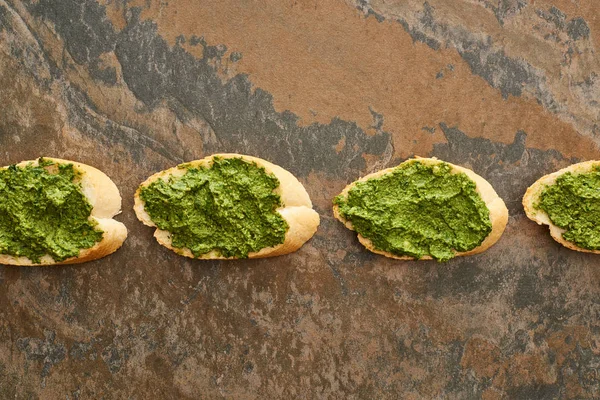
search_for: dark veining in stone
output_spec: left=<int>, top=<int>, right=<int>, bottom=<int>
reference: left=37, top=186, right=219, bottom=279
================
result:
left=513, top=272, right=543, bottom=309
left=189, top=34, right=202, bottom=46
left=356, top=0, right=385, bottom=23
left=549, top=6, right=566, bottom=29
left=444, top=340, right=475, bottom=397
left=536, top=6, right=566, bottom=29
left=17, top=331, right=67, bottom=379
left=459, top=39, right=548, bottom=101
left=368, top=106, right=384, bottom=130
left=358, top=2, right=559, bottom=105
left=507, top=384, right=560, bottom=399
left=427, top=260, right=487, bottom=298
left=88, top=61, right=117, bottom=86
left=0, top=0, right=58, bottom=88
left=536, top=6, right=591, bottom=45
left=229, top=51, right=242, bottom=62
left=114, top=11, right=391, bottom=176
left=397, top=17, right=441, bottom=50
left=31, top=0, right=117, bottom=65
left=63, top=83, right=182, bottom=162
left=32, top=3, right=392, bottom=177
left=101, top=345, right=125, bottom=374
left=3, top=1, right=600, bottom=397
left=490, top=0, right=528, bottom=25
left=432, top=123, right=572, bottom=215
left=507, top=329, right=530, bottom=354
left=572, top=345, right=600, bottom=389
left=69, top=341, right=94, bottom=361
left=0, top=3, right=8, bottom=32
left=567, top=17, right=590, bottom=41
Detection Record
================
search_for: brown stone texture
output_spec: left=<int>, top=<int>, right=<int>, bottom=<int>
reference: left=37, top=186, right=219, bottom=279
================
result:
left=0, top=0, right=599, bottom=398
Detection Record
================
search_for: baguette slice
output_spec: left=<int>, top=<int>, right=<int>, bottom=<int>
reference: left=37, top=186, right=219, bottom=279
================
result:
left=0, top=157, right=127, bottom=266
left=523, top=160, right=600, bottom=253
left=333, top=157, right=508, bottom=260
left=134, top=154, right=320, bottom=259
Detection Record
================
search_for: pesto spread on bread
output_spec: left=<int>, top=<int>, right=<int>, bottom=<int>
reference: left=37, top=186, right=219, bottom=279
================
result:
left=0, top=159, right=103, bottom=263
left=334, top=161, right=492, bottom=261
left=536, top=168, right=600, bottom=250
left=139, top=157, right=289, bottom=258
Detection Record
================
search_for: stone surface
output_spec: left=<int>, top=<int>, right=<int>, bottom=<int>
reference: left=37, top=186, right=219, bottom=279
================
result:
left=0, top=0, right=599, bottom=398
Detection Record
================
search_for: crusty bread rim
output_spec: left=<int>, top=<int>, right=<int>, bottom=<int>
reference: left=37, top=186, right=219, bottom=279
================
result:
left=0, top=157, right=128, bottom=266
left=523, top=160, right=600, bottom=254
left=333, top=157, right=509, bottom=260
left=134, top=153, right=320, bottom=259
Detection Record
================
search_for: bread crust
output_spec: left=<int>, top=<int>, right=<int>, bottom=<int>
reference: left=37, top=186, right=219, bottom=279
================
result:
left=0, top=157, right=127, bottom=266
left=333, top=157, right=508, bottom=260
left=523, top=160, right=600, bottom=254
left=134, top=154, right=320, bottom=259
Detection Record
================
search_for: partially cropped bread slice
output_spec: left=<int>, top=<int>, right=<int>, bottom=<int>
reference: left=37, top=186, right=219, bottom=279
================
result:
left=0, top=157, right=127, bottom=266
left=134, top=153, right=320, bottom=259
left=523, top=160, right=600, bottom=254
left=333, top=157, right=508, bottom=260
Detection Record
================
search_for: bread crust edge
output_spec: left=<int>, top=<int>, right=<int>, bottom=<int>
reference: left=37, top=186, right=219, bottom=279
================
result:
left=0, top=157, right=127, bottom=266
left=133, top=153, right=320, bottom=260
left=332, top=157, right=509, bottom=261
left=522, top=160, right=600, bottom=254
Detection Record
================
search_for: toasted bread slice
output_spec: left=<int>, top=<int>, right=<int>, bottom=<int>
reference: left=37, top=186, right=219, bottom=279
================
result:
left=523, top=160, right=600, bottom=254
left=333, top=157, right=508, bottom=260
left=0, top=157, right=127, bottom=266
left=134, top=154, right=320, bottom=259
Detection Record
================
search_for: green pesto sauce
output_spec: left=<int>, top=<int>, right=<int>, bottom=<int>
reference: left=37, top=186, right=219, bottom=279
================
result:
left=536, top=167, right=600, bottom=249
left=139, top=157, right=289, bottom=258
left=334, top=161, right=492, bottom=262
left=0, top=158, right=103, bottom=263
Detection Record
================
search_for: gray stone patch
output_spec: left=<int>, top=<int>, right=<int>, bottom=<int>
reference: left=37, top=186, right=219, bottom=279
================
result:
left=513, top=271, right=543, bottom=309
left=29, top=3, right=392, bottom=178
left=62, top=83, right=181, bottom=163
left=113, top=10, right=391, bottom=177
left=189, top=35, right=202, bottom=46
left=229, top=51, right=242, bottom=62
left=535, top=6, right=566, bottom=29
left=16, top=330, right=67, bottom=379
left=3, top=1, right=600, bottom=397
left=491, top=0, right=528, bottom=25
left=567, top=17, right=590, bottom=41
left=69, top=341, right=95, bottom=361
left=356, top=2, right=560, bottom=110
left=369, top=106, right=384, bottom=130
left=88, top=61, right=117, bottom=86
left=356, top=0, right=385, bottom=22
left=397, top=17, right=441, bottom=50
left=432, top=123, right=572, bottom=215
left=459, top=43, right=537, bottom=99
left=0, top=0, right=57, bottom=87
left=101, top=345, right=126, bottom=374
left=536, top=6, right=591, bottom=47
left=426, top=260, right=494, bottom=300
left=507, top=384, right=560, bottom=399
left=30, top=0, right=117, bottom=65
left=0, top=3, right=8, bottom=32
left=549, top=6, right=567, bottom=29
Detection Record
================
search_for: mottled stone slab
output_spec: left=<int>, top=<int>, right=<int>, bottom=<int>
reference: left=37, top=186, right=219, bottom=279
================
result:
left=0, top=0, right=599, bottom=398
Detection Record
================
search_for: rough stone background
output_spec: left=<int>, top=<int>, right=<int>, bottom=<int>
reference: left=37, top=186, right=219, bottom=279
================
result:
left=0, top=0, right=599, bottom=398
